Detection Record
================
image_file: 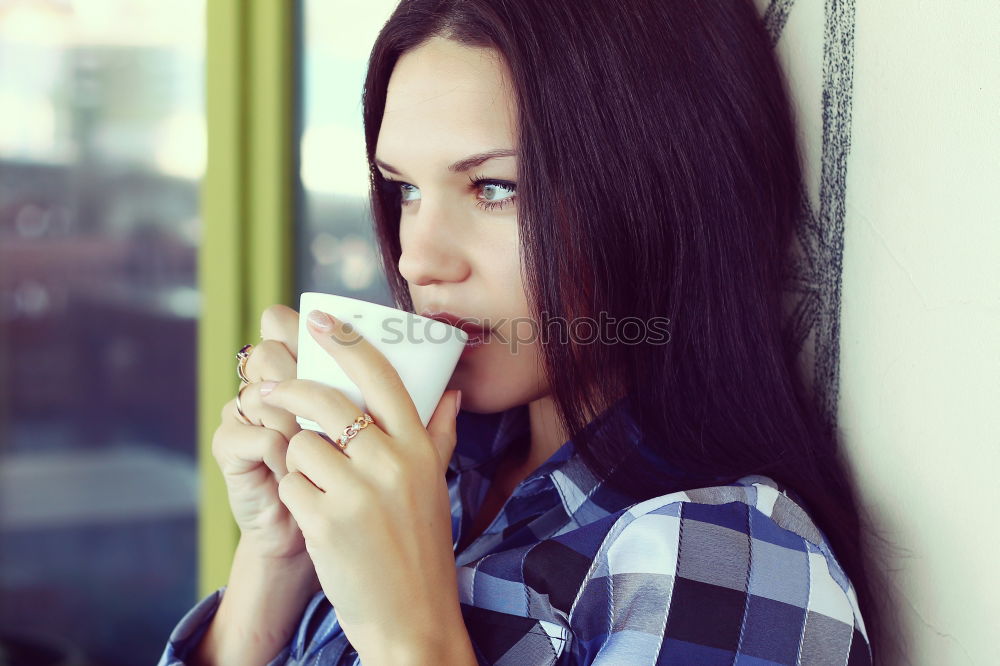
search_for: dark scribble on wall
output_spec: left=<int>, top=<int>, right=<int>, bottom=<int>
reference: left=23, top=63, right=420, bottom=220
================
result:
left=762, top=0, right=797, bottom=46
left=768, top=0, right=857, bottom=436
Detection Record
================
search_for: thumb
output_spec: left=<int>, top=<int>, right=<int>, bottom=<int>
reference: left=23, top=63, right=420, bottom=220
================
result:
left=425, top=389, right=462, bottom=471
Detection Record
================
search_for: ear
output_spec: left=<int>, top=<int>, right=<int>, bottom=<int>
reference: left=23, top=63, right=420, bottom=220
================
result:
left=424, top=389, right=462, bottom=471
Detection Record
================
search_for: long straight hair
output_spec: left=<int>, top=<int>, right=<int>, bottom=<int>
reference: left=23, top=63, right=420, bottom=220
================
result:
left=361, top=0, right=896, bottom=660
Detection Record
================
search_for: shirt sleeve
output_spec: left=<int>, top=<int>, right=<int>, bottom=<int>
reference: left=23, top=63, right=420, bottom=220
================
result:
left=566, top=498, right=871, bottom=664
left=156, top=586, right=226, bottom=666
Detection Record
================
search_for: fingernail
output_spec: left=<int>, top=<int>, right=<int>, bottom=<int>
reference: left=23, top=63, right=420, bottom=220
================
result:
left=455, top=390, right=462, bottom=416
left=308, top=309, right=333, bottom=331
left=260, top=381, right=277, bottom=396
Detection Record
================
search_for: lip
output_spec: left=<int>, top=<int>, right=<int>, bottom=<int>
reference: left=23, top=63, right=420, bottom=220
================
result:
left=419, top=309, right=492, bottom=342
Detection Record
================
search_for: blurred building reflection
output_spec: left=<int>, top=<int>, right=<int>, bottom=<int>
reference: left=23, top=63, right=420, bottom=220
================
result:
left=296, top=0, right=395, bottom=305
left=0, top=1, right=203, bottom=664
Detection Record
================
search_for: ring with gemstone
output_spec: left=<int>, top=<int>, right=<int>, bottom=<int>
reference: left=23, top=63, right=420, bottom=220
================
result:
left=236, top=344, right=254, bottom=384
left=331, top=413, right=374, bottom=453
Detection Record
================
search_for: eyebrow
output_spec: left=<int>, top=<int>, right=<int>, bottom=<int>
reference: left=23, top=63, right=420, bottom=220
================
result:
left=375, top=148, right=517, bottom=176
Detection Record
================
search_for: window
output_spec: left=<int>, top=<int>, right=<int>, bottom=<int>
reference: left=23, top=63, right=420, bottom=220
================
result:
left=0, top=2, right=204, bottom=663
left=296, top=0, right=398, bottom=305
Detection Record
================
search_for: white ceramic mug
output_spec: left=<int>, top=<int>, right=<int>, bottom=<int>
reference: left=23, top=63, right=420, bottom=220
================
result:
left=296, top=292, right=468, bottom=433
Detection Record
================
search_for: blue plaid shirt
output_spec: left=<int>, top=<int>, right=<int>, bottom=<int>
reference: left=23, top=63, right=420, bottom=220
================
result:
left=159, top=394, right=872, bottom=665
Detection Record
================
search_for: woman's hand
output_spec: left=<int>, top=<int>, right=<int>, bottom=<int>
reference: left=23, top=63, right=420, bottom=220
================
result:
left=258, top=310, right=475, bottom=664
left=212, top=305, right=315, bottom=562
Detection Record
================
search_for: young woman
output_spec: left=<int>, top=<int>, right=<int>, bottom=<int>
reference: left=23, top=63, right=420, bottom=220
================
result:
left=160, top=1, right=890, bottom=664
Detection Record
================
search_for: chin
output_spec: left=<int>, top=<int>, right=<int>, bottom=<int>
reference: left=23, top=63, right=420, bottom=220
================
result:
left=451, top=377, right=548, bottom=415
left=444, top=379, right=509, bottom=414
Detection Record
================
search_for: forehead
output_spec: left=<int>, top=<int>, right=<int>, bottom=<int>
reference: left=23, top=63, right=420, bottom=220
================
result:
left=377, top=36, right=517, bottom=162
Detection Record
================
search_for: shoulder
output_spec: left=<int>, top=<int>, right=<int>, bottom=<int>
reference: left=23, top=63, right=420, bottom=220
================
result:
left=567, top=475, right=872, bottom=664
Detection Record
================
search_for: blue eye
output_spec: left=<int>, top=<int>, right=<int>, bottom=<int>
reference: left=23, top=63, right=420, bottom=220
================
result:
left=379, top=174, right=517, bottom=212
left=471, top=174, right=517, bottom=212
left=379, top=178, right=421, bottom=203
left=399, top=183, right=421, bottom=203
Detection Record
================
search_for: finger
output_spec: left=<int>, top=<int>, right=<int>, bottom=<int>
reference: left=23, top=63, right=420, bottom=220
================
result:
left=243, top=339, right=297, bottom=384
left=261, top=304, right=301, bottom=358
left=305, top=310, right=422, bottom=439
left=285, top=428, right=357, bottom=493
left=262, top=379, right=387, bottom=468
left=224, top=382, right=300, bottom=440
left=425, top=389, right=462, bottom=471
left=212, top=417, right=290, bottom=479
left=277, top=471, right=323, bottom=531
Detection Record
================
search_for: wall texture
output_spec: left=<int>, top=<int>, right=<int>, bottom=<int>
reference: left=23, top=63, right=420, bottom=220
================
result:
left=756, top=0, right=1000, bottom=662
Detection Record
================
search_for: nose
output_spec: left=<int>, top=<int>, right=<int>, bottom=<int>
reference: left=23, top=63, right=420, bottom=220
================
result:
left=397, top=205, right=471, bottom=286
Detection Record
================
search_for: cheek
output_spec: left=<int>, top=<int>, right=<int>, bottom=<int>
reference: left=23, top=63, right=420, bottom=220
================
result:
left=478, top=230, right=527, bottom=306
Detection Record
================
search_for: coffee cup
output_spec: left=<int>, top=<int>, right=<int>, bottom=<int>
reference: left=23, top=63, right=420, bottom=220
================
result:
left=296, top=292, right=469, bottom=433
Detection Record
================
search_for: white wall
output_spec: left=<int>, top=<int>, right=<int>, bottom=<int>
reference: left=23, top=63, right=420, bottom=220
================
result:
left=839, top=2, right=1000, bottom=663
left=764, top=0, right=999, bottom=663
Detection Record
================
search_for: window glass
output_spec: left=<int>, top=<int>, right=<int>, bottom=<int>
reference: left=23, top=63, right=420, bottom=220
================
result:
left=297, top=0, right=399, bottom=305
left=0, top=1, right=204, bottom=663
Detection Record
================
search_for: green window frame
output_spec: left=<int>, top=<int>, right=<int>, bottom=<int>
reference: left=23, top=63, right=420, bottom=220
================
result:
left=199, top=0, right=296, bottom=597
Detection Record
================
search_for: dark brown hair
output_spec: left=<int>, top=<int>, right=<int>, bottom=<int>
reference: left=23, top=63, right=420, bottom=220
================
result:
left=361, top=0, right=897, bottom=661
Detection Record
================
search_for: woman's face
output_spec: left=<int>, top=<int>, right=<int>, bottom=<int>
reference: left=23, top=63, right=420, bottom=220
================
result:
left=375, top=36, right=547, bottom=414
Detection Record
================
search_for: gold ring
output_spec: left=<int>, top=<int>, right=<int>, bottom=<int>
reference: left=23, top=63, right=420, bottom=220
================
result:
left=332, top=413, right=374, bottom=452
left=234, top=384, right=255, bottom=425
left=236, top=344, right=254, bottom=384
